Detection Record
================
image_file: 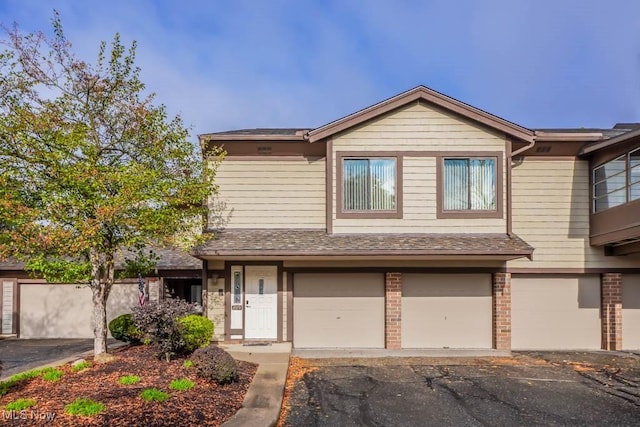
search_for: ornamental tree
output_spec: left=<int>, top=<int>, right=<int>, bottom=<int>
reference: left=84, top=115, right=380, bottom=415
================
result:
left=0, top=13, right=221, bottom=356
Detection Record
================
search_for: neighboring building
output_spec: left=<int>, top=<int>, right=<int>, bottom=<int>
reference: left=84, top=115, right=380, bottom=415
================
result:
left=194, top=86, right=640, bottom=351
left=0, top=247, right=202, bottom=338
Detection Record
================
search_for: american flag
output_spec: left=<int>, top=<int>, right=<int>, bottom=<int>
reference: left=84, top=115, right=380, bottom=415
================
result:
left=138, top=274, right=146, bottom=306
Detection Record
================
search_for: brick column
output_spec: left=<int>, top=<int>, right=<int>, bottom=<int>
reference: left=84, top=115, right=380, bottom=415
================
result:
left=493, top=272, right=511, bottom=350
left=601, top=273, right=623, bottom=351
left=385, top=272, right=402, bottom=349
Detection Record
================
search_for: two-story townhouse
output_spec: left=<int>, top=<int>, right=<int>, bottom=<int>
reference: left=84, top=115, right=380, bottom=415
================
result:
left=195, top=86, right=640, bottom=352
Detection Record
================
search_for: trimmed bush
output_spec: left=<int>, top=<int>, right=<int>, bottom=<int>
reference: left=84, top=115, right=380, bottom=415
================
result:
left=5, top=398, right=36, bottom=411
left=140, top=388, right=169, bottom=402
left=41, top=368, right=64, bottom=382
left=118, top=375, right=140, bottom=385
left=178, top=314, right=213, bottom=353
left=65, top=398, right=105, bottom=416
left=109, top=313, right=143, bottom=344
left=191, top=345, right=238, bottom=385
left=132, top=298, right=197, bottom=361
left=169, top=378, right=194, bottom=391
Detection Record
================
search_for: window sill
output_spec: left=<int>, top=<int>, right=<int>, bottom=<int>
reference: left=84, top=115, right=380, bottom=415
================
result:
left=437, top=210, right=503, bottom=219
left=337, top=211, right=403, bottom=219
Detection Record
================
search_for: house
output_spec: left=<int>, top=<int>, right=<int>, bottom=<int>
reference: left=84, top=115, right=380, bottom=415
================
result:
left=193, top=86, right=640, bottom=351
left=0, top=247, right=203, bottom=338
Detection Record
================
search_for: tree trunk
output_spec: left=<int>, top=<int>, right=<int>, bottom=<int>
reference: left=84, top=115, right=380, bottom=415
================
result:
left=91, top=284, right=108, bottom=355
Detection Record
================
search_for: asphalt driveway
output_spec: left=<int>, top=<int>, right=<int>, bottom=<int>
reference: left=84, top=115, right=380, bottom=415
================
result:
left=282, top=352, right=640, bottom=426
left=0, top=338, right=118, bottom=380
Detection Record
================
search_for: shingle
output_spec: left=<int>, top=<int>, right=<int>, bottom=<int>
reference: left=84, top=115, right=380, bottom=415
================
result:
left=192, top=229, right=534, bottom=258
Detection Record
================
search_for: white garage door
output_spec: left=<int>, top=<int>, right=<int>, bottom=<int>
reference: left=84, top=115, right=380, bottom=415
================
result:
left=623, top=274, right=640, bottom=350
left=293, top=273, right=384, bottom=348
left=402, top=274, right=492, bottom=349
left=512, top=276, right=601, bottom=350
left=20, top=283, right=139, bottom=338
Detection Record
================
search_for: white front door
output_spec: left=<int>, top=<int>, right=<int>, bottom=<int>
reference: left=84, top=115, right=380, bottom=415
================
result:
left=244, top=266, right=278, bottom=340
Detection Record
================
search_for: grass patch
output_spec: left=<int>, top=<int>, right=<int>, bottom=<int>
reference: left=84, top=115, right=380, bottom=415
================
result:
left=65, top=398, right=105, bottom=416
left=183, top=360, right=193, bottom=368
left=71, top=361, right=91, bottom=372
left=118, top=375, right=140, bottom=385
left=140, top=388, right=169, bottom=402
left=41, top=368, right=64, bottom=382
left=0, top=368, right=46, bottom=396
left=5, top=398, right=37, bottom=411
left=169, top=378, right=194, bottom=391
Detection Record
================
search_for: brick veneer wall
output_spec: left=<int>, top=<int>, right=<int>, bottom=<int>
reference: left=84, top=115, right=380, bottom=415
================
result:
left=601, top=272, right=623, bottom=351
left=493, top=272, right=511, bottom=350
left=385, top=272, right=402, bottom=349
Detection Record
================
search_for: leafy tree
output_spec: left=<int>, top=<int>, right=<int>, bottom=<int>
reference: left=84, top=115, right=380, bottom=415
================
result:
left=0, top=12, right=221, bottom=356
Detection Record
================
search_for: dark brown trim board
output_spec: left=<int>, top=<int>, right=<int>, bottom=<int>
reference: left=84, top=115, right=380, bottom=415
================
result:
left=14, top=279, right=19, bottom=336
left=326, top=137, right=333, bottom=234
left=277, top=267, right=283, bottom=342
left=436, top=151, right=504, bottom=219
left=506, top=139, right=513, bottom=235
left=335, top=151, right=404, bottom=219
left=213, top=140, right=326, bottom=158
left=590, top=199, right=640, bottom=246
left=286, top=271, right=293, bottom=342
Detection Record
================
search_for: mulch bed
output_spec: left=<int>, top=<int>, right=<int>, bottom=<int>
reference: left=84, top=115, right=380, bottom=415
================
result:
left=0, top=345, right=257, bottom=426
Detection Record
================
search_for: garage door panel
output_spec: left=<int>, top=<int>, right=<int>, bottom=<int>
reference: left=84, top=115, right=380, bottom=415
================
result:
left=512, top=276, right=600, bottom=350
left=294, top=273, right=384, bottom=348
left=623, top=275, right=640, bottom=350
left=402, top=274, right=492, bottom=349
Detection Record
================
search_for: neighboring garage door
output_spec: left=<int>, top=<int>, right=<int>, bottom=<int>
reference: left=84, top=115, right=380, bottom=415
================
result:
left=512, top=276, right=601, bottom=350
left=402, top=274, right=492, bottom=349
left=623, top=274, right=640, bottom=350
left=19, top=283, right=138, bottom=338
left=293, top=273, right=384, bottom=348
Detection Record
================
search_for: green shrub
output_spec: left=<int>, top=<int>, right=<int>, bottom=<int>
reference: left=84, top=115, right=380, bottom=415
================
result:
left=178, top=314, right=213, bottom=353
left=140, top=388, right=169, bottom=402
left=109, top=313, right=143, bottom=344
left=65, top=398, right=105, bottom=416
left=118, top=375, right=140, bottom=385
left=5, top=398, right=36, bottom=411
left=191, top=345, right=238, bottom=385
left=0, top=369, right=44, bottom=396
left=41, top=368, right=64, bottom=382
left=71, top=361, right=90, bottom=372
left=183, top=360, right=193, bottom=368
left=169, top=378, right=195, bottom=391
left=132, top=299, right=197, bottom=361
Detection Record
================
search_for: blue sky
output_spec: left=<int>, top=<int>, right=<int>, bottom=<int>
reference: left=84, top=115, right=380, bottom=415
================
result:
left=1, top=1, right=640, bottom=140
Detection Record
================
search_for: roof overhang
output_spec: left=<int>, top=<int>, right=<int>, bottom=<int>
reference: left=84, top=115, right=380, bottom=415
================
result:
left=305, top=86, right=535, bottom=143
left=581, top=128, right=640, bottom=155
left=192, top=229, right=534, bottom=261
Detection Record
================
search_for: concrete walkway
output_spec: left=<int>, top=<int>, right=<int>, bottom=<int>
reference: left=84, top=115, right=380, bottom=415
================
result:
left=221, top=343, right=292, bottom=427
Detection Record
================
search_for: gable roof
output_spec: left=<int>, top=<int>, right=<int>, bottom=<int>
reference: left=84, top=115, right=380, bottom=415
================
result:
left=305, top=86, right=535, bottom=143
left=581, top=127, right=640, bottom=155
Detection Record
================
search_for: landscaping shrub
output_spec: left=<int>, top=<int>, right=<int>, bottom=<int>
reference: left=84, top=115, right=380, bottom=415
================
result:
left=5, top=398, right=36, bottom=411
left=118, top=375, right=140, bottom=385
left=191, top=345, right=238, bottom=385
left=178, top=314, right=214, bottom=352
left=169, top=378, right=195, bottom=391
left=65, top=398, right=105, bottom=416
left=132, top=298, right=197, bottom=361
left=109, top=313, right=143, bottom=344
left=71, top=360, right=91, bottom=372
left=41, top=368, right=64, bottom=382
left=140, top=388, right=169, bottom=402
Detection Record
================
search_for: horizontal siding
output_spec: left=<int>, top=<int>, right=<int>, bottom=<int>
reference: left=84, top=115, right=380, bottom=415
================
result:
left=213, top=158, right=325, bottom=229
left=507, top=159, right=637, bottom=269
left=333, top=102, right=505, bottom=152
left=333, top=155, right=506, bottom=233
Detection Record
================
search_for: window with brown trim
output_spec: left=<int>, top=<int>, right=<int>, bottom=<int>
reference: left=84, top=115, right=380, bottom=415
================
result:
left=437, top=154, right=503, bottom=219
left=336, top=152, right=402, bottom=219
left=593, top=147, right=640, bottom=213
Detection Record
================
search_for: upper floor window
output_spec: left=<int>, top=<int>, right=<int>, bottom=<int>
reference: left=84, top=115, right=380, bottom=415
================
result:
left=593, top=148, right=640, bottom=213
left=437, top=154, right=503, bottom=219
left=337, top=153, right=402, bottom=219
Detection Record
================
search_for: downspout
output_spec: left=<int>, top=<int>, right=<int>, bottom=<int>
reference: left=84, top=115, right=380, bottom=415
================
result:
left=507, top=135, right=536, bottom=238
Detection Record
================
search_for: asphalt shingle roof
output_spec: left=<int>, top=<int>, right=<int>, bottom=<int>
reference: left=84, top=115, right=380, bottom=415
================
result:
left=192, top=229, right=534, bottom=258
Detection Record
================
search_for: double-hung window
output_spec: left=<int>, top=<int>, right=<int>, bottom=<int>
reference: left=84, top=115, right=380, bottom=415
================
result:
left=338, top=154, right=401, bottom=218
left=438, top=155, right=502, bottom=218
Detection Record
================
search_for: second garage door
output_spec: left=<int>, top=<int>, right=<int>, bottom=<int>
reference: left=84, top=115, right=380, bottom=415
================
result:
left=511, top=275, right=601, bottom=350
left=293, top=273, right=384, bottom=348
left=623, top=274, right=640, bottom=350
left=402, top=274, right=492, bottom=349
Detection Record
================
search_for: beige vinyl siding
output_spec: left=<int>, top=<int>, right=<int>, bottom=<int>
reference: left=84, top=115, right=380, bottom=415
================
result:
left=212, top=158, right=325, bottom=229
left=508, top=159, right=638, bottom=269
left=334, top=157, right=505, bottom=233
left=333, top=102, right=506, bottom=151
left=207, top=277, right=225, bottom=341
